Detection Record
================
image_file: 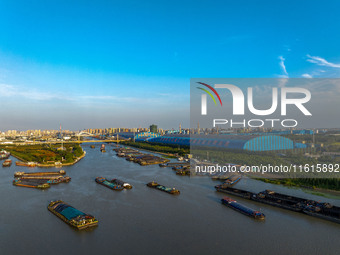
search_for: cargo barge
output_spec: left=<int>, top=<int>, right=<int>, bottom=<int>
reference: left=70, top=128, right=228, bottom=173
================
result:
left=176, top=169, right=191, bottom=176
left=223, top=175, right=242, bottom=186
left=14, top=170, right=66, bottom=177
left=147, top=181, right=180, bottom=195
left=13, top=179, right=50, bottom=189
left=95, top=177, right=124, bottom=191
left=212, top=175, right=242, bottom=186
left=301, top=202, right=340, bottom=224
left=215, top=185, right=340, bottom=224
left=15, top=161, right=37, bottom=167
left=159, top=162, right=190, bottom=168
left=18, top=175, right=71, bottom=182
left=2, top=159, right=12, bottom=167
left=111, top=178, right=132, bottom=189
left=48, top=200, right=98, bottom=229
left=221, top=197, right=265, bottom=220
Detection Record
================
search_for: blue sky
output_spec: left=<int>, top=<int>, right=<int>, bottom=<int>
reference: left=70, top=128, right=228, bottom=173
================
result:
left=0, top=0, right=340, bottom=130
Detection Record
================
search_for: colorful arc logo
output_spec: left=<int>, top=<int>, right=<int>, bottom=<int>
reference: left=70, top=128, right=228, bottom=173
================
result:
left=196, top=82, right=222, bottom=106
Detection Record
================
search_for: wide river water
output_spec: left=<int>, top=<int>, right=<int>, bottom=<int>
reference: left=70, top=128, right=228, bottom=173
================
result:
left=0, top=144, right=340, bottom=255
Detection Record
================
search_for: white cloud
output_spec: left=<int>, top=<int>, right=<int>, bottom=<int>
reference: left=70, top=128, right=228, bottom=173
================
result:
left=302, top=73, right=313, bottom=78
left=278, top=56, right=288, bottom=76
left=0, top=83, right=72, bottom=101
left=0, top=83, right=182, bottom=105
left=306, top=54, right=340, bottom=68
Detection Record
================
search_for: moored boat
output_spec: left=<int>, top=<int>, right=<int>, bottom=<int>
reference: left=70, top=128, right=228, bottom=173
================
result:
left=146, top=181, right=180, bottom=195
left=95, top=177, right=124, bottom=191
left=221, top=197, right=265, bottom=220
left=48, top=200, right=98, bottom=229
left=2, top=159, right=12, bottom=167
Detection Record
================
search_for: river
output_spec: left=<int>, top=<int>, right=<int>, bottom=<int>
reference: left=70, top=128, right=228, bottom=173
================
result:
left=0, top=144, right=339, bottom=255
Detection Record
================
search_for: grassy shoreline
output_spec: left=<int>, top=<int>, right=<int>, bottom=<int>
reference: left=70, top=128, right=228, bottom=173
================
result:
left=1, top=143, right=85, bottom=167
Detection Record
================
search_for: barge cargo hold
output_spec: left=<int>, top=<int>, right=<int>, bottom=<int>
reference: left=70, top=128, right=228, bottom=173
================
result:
left=95, top=177, right=124, bottom=191
left=48, top=200, right=98, bottom=229
left=215, top=185, right=340, bottom=224
left=222, top=197, right=265, bottom=220
left=147, top=181, right=180, bottom=195
left=111, top=179, right=132, bottom=189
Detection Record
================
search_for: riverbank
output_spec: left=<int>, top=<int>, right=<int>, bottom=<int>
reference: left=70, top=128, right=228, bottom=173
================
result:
left=10, top=150, right=86, bottom=168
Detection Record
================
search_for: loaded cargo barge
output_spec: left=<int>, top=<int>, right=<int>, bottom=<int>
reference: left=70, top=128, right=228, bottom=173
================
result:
left=14, top=170, right=65, bottom=177
left=221, top=197, right=265, bottom=220
left=19, top=175, right=71, bottom=183
left=215, top=185, right=340, bottom=224
left=48, top=200, right=98, bottom=229
left=95, top=177, right=124, bottom=191
left=13, top=179, right=50, bottom=189
left=147, top=181, right=180, bottom=195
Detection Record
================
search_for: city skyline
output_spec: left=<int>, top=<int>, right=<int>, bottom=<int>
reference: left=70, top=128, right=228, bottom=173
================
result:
left=1, top=1, right=340, bottom=130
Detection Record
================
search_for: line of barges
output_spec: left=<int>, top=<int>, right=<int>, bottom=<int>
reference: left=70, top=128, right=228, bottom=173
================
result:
left=215, top=185, right=340, bottom=224
left=115, top=147, right=169, bottom=166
